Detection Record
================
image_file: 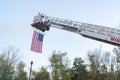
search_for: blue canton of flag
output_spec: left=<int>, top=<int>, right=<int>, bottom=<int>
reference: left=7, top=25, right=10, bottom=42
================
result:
left=31, top=31, right=44, bottom=53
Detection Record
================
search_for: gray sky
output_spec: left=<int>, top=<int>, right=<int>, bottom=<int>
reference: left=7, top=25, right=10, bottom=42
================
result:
left=0, top=0, right=119, bottom=72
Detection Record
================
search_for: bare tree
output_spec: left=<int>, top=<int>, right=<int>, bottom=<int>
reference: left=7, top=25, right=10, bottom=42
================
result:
left=101, top=51, right=110, bottom=72
left=87, top=47, right=102, bottom=72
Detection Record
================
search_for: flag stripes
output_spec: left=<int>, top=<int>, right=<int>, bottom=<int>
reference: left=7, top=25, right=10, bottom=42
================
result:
left=31, top=31, right=43, bottom=53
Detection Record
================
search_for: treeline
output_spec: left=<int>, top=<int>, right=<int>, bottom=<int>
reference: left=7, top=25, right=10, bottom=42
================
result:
left=1, top=47, right=120, bottom=80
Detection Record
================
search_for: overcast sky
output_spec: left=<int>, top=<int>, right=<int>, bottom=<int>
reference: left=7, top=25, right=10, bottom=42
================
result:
left=0, top=0, right=120, bottom=72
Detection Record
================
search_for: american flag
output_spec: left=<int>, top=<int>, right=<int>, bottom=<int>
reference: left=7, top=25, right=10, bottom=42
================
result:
left=31, top=31, right=44, bottom=53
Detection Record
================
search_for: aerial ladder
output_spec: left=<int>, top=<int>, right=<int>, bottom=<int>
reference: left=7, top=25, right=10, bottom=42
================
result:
left=31, top=13, right=120, bottom=46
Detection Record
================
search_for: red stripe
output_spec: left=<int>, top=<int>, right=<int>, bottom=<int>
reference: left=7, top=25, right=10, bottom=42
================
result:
left=31, top=31, right=43, bottom=53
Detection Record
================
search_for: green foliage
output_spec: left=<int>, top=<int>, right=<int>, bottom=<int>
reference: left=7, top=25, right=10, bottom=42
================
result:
left=31, top=71, right=37, bottom=80
left=49, top=51, right=71, bottom=80
left=34, top=66, right=50, bottom=80
left=113, top=47, right=120, bottom=63
left=14, top=61, right=27, bottom=80
left=71, top=57, right=87, bottom=80
left=99, top=65, right=107, bottom=73
left=1, top=47, right=120, bottom=80
left=113, top=47, right=120, bottom=80
left=0, top=47, right=19, bottom=80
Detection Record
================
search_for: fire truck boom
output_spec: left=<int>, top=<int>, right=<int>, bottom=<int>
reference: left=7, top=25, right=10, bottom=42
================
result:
left=31, top=13, right=120, bottom=46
